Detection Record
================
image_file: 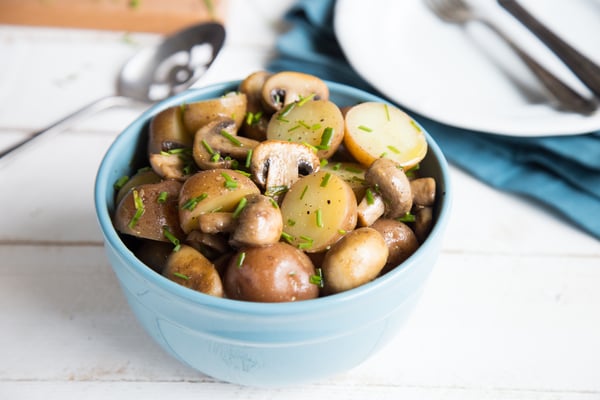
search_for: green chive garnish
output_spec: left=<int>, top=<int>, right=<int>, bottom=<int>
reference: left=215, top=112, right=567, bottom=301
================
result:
left=397, top=212, right=416, bottom=223
left=300, top=185, right=309, bottom=200
left=202, top=139, right=215, bottom=155
left=410, top=119, right=422, bottom=132
left=387, top=145, right=401, bottom=154
left=358, top=125, right=372, bottom=132
left=384, top=104, right=391, bottom=121
left=236, top=252, right=246, bottom=268
left=365, top=188, right=375, bottom=205
left=162, top=226, right=181, bottom=252
left=281, top=232, right=294, bottom=243
left=309, top=268, right=324, bottom=288
left=232, top=197, right=248, bottom=218
left=128, top=189, right=145, bottom=229
left=297, top=93, right=316, bottom=106
left=320, top=173, right=332, bottom=187
left=221, top=172, right=238, bottom=189
left=316, top=209, right=323, bottom=228
left=181, top=193, right=208, bottom=211
left=316, top=127, right=333, bottom=150
left=113, top=175, right=129, bottom=191
left=157, top=191, right=168, bottom=203
left=173, top=272, right=190, bottom=281
left=220, top=130, right=242, bottom=146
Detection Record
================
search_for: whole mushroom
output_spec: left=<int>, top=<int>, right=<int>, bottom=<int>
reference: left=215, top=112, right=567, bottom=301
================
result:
left=261, top=71, right=329, bottom=113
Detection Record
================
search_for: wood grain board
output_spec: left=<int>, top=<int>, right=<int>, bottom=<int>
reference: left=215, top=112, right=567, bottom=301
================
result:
left=0, top=0, right=226, bottom=33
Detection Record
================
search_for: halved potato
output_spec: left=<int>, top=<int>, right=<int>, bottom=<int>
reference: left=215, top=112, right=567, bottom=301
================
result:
left=321, top=161, right=368, bottom=200
left=280, top=170, right=357, bottom=253
left=266, top=99, right=344, bottom=159
left=343, top=102, right=427, bottom=169
left=178, top=169, right=260, bottom=234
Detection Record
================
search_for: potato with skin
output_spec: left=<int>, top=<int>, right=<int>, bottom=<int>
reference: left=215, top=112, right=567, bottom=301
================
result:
left=178, top=169, right=260, bottom=234
left=182, top=92, right=247, bottom=134
left=321, top=161, right=368, bottom=200
left=280, top=170, right=357, bottom=253
left=114, top=179, right=184, bottom=242
left=163, top=245, right=224, bottom=297
left=224, top=242, right=319, bottom=302
left=344, top=102, right=428, bottom=169
left=322, top=227, right=388, bottom=294
left=266, top=99, right=344, bottom=159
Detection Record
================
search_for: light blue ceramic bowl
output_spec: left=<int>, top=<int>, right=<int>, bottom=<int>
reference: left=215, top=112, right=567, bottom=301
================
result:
left=94, top=80, right=451, bottom=387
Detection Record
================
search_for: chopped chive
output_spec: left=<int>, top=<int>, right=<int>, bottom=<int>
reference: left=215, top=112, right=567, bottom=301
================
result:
left=397, top=212, right=416, bottom=223
left=320, top=173, right=332, bottom=187
left=310, top=123, right=322, bottom=131
left=387, top=145, right=401, bottom=154
left=300, top=185, right=309, bottom=200
left=173, top=272, right=190, bottom=281
left=181, top=193, right=208, bottom=211
left=405, top=163, right=420, bottom=178
left=309, top=268, right=324, bottom=288
left=288, top=124, right=301, bottom=132
left=220, top=130, right=242, bottom=146
left=236, top=252, right=246, bottom=268
left=128, top=189, right=145, bottom=229
left=269, top=197, right=279, bottom=208
left=410, top=119, right=422, bottom=132
left=316, top=127, right=333, bottom=150
left=165, top=147, right=191, bottom=155
left=202, top=139, right=215, bottom=155
left=221, top=172, right=238, bottom=189
left=280, top=102, right=296, bottom=119
left=234, top=169, right=251, bottom=178
left=344, top=165, right=363, bottom=174
left=157, top=191, right=168, bottom=203
left=380, top=152, right=388, bottom=158
left=320, top=159, right=328, bottom=168
left=232, top=197, right=248, bottom=219
left=210, top=152, right=221, bottom=163
left=297, top=93, right=316, bottom=106
left=298, top=120, right=311, bottom=129
left=245, top=149, right=253, bottom=168
left=316, top=209, right=323, bottom=228
left=245, top=111, right=262, bottom=126
left=358, top=125, right=372, bottom=132
left=265, top=185, right=288, bottom=197
left=384, top=104, right=391, bottom=121
left=332, top=162, right=341, bottom=171
left=338, top=229, right=347, bottom=235
left=137, top=166, right=152, bottom=173
left=298, top=236, right=313, bottom=250
left=162, top=226, right=181, bottom=252
left=287, top=218, right=296, bottom=226
left=365, top=188, right=375, bottom=205
left=113, top=175, right=129, bottom=191
left=302, top=142, right=318, bottom=153
left=281, top=232, right=294, bottom=243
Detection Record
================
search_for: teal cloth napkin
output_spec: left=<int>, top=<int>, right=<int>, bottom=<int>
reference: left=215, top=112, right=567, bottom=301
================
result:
left=268, top=0, right=600, bottom=239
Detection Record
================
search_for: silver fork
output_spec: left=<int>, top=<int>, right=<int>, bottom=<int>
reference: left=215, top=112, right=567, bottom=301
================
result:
left=425, top=0, right=597, bottom=115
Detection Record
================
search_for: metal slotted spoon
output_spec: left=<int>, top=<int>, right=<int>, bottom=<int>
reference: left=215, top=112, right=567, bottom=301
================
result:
left=424, top=0, right=597, bottom=115
left=0, top=22, right=225, bottom=161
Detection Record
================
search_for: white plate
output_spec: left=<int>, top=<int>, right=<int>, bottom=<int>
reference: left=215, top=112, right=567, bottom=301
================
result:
left=334, top=0, right=600, bottom=136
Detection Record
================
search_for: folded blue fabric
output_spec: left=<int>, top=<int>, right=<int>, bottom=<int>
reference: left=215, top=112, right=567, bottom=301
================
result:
left=268, top=0, right=600, bottom=239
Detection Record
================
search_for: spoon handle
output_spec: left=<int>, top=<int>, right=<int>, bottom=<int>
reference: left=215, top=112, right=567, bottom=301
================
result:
left=498, top=0, right=600, bottom=97
left=0, top=96, right=137, bottom=164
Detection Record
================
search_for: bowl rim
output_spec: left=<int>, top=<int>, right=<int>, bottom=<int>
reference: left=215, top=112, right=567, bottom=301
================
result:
left=94, top=79, right=452, bottom=316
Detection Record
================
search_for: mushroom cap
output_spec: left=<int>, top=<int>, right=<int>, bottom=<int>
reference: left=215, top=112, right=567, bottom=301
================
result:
left=250, top=140, right=320, bottom=193
left=261, top=71, right=329, bottom=112
left=231, top=194, right=283, bottom=247
left=364, top=158, right=413, bottom=218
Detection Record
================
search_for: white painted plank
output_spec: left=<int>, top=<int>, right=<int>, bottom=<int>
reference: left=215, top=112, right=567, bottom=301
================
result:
left=1, top=245, right=599, bottom=393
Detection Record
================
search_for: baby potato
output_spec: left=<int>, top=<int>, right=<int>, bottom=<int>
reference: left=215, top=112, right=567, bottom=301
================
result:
left=163, top=244, right=223, bottom=297
left=178, top=169, right=260, bottom=234
left=266, top=99, right=344, bottom=159
left=344, top=102, right=427, bottom=169
left=280, top=170, right=357, bottom=253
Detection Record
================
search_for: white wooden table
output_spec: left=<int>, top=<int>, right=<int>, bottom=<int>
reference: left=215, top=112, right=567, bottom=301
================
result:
left=1, top=1, right=599, bottom=398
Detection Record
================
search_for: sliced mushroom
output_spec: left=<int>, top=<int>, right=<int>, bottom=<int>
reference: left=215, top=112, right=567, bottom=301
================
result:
left=231, top=194, right=283, bottom=247
left=198, top=212, right=236, bottom=234
left=364, top=158, right=413, bottom=219
left=114, top=179, right=184, bottom=242
left=185, top=230, right=231, bottom=260
left=410, top=177, right=436, bottom=208
left=322, top=227, right=388, bottom=294
left=261, top=71, right=329, bottom=113
left=149, top=152, right=194, bottom=181
left=239, top=70, right=272, bottom=141
left=250, top=140, right=320, bottom=195
left=162, top=244, right=224, bottom=297
left=192, top=117, right=259, bottom=170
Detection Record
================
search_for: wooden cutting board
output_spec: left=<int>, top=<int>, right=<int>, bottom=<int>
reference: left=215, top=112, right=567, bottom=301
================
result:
left=0, top=0, right=226, bottom=34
